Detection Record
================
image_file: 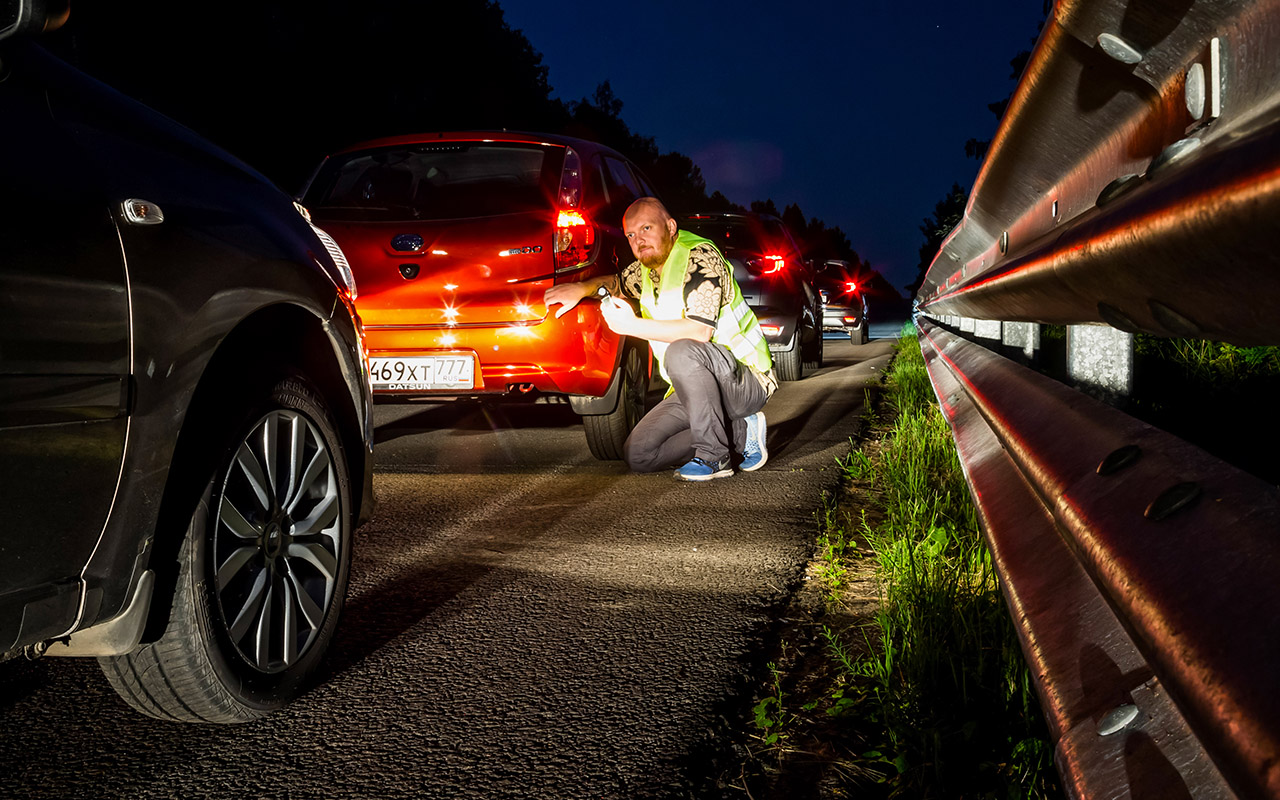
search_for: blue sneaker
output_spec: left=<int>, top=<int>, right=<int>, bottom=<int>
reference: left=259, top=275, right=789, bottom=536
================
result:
left=740, top=412, right=768, bottom=472
left=675, top=456, right=732, bottom=482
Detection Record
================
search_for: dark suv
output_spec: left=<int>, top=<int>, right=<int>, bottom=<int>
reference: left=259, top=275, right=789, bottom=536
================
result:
left=1, top=12, right=373, bottom=723
left=816, top=259, right=870, bottom=344
left=302, top=132, right=660, bottom=459
left=680, top=212, right=822, bottom=380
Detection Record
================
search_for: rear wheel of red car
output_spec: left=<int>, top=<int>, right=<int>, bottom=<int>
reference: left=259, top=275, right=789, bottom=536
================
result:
left=583, top=344, right=646, bottom=460
left=100, top=376, right=352, bottom=723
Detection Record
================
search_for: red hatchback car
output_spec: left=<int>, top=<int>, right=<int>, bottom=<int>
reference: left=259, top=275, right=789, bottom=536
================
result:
left=301, top=132, right=658, bottom=458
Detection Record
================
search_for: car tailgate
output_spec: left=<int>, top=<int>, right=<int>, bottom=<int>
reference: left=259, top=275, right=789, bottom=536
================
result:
left=321, top=211, right=556, bottom=327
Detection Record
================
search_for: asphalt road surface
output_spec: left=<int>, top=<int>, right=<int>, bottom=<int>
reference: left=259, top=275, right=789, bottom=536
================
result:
left=0, top=331, right=900, bottom=800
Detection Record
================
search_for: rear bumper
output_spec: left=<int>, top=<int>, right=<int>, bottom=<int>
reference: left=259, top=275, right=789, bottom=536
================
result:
left=821, top=304, right=864, bottom=330
left=750, top=305, right=801, bottom=349
left=363, top=303, right=622, bottom=399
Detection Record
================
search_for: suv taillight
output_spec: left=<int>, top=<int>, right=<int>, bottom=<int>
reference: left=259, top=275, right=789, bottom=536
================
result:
left=554, top=147, right=595, bottom=273
left=745, top=254, right=786, bottom=275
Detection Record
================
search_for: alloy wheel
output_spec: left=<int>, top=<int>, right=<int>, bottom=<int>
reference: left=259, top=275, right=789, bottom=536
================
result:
left=212, top=409, right=342, bottom=673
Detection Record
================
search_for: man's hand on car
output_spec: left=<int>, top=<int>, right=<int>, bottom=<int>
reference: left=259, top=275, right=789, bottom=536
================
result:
left=543, top=282, right=594, bottom=318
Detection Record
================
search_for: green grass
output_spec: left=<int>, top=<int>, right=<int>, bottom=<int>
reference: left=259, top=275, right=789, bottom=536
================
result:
left=817, top=324, right=1057, bottom=798
left=1128, top=335, right=1280, bottom=485
left=1135, top=335, right=1280, bottom=385
left=756, top=326, right=1280, bottom=795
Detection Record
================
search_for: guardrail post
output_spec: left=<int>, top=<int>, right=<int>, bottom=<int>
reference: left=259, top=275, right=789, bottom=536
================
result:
left=1067, top=324, right=1132, bottom=399
left=1001, top=321, right=1040, bottom=360
left=974, top=319, right=1001, bottom=340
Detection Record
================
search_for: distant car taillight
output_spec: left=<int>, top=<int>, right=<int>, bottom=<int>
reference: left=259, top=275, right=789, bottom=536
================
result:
left=554, top=147, right=595, bottom=273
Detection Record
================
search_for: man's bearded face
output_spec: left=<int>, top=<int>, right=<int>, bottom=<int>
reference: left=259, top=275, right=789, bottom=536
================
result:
left=625, top=208, right=676, bottom=268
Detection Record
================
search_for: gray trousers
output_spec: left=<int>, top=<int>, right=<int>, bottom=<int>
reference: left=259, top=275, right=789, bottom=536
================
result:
left=623, top=339, right=769, bottom=472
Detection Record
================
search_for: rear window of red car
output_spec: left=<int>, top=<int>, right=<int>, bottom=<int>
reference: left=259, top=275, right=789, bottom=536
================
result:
left=304, top=142, right=559, bottom=221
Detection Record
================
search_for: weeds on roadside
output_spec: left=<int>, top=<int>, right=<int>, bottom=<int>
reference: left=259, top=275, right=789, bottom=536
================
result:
left=813, top=492, right=854, bottom=602
left=1129, top=335, right=1280, bottom=485
left=825, top=325, right=1058, bottom=798
left=1136, top=335, right=1280, bottom=386
left=752, top=655, right=793, bottom=749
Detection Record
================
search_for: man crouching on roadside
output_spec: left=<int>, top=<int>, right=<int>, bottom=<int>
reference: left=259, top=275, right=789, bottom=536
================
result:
left=544, top=197, right=776, bottom=481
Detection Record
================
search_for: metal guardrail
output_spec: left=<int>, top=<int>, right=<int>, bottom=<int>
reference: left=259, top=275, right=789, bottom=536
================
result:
left=914, top=1, right=1280, bottom=797
left=919, top=0, right=1280, bottom=345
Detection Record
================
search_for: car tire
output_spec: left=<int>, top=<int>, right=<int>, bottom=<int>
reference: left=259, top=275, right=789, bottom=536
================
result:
left=774, top=337, right=803, bottom=381
left=851, top=323, right=868, bottom=345
left=100, top=375, right=352, bottom=723
left=583, top=344, right=646, bottom=460
left=802, top=326, right=824, bottom=372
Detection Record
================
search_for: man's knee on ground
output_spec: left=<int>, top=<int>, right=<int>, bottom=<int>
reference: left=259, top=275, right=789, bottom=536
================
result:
left=623, top=434, right=662, bottom=473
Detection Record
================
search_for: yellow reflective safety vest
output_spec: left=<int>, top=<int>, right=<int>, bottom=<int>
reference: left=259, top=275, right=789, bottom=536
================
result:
left=637, top=230, right=773, bottom=387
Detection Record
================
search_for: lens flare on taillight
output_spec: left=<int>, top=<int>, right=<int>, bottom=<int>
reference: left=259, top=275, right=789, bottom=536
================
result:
left=558, top=210, right=587, bottom=228
left=555, top=208, right=595, bottom=271
left=745, top=254, right=786, bottom=275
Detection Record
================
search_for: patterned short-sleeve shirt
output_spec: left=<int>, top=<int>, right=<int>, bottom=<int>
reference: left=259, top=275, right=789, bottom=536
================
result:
left=620, top=242, right=729, bottom=328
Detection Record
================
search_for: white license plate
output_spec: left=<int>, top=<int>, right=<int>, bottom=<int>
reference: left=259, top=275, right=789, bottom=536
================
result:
left=369, top=356, right=474, bottom=391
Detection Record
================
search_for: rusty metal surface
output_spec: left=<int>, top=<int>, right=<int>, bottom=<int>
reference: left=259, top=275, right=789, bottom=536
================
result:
left=919, top=319, right=1280, bottom=799
left=917, top=0, right=1280, bottom=345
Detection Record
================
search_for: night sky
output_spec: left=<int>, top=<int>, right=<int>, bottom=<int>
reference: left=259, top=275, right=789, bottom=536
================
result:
left=498, top=0, right=1049, bottom=295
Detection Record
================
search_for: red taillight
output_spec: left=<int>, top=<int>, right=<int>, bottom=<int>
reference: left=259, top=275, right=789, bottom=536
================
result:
left=746, top=254, right=786, bottom=275
left=554, top=146, right=594, bottom=273
left=759, top=324, right=782, bottom=336
left=845, top=281, right=857, bottom=294
left=555, top=208, right=595, bottom=271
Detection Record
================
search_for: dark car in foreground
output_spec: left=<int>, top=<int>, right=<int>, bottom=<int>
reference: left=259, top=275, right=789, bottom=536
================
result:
left=301, top=131, right=659, bottom=459
left=816, top=259, right=869, bottom=343
left=680, top=212, right=822, bottom=380
left=0, top=10, right=374, bottom=723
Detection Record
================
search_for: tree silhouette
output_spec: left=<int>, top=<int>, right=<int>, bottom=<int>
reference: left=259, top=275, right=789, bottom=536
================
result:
left=750, top=198, right=781, bottom=217
left=45, top=0, right=568, bottom=189
left=907, top=183, right=968, bottom=297
left=913, top=2, right=1051, bottom=299
left=706, top=191, right=745, bottom=213
left=44, top=0, right=883, bottom=290
left=962, top=1, right=1052, bottom=164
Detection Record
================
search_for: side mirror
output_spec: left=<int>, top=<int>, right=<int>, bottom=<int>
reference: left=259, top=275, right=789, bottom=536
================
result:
left=0, top=0, right=70, bottom=43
